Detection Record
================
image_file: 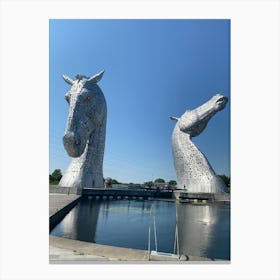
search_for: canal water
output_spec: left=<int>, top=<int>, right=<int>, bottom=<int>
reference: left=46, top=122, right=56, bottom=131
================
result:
left=50, top=198, right=230, bottom=260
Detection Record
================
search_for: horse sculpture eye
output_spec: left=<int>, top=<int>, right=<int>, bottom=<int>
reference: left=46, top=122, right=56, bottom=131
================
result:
left=216, top=97, right=224, bottom=103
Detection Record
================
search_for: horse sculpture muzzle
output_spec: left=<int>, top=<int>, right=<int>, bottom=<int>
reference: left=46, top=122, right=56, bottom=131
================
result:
left=63, top=131, right=85, bottom=158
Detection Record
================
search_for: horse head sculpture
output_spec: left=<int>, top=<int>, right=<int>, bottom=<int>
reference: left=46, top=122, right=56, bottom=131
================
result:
left=62, top=71, right=106, bottom=157
left=170, top=94, right=228, bottom=138
left=170, top=94, right=228, bottom=193
left=59, top=70, right=107, bottom=188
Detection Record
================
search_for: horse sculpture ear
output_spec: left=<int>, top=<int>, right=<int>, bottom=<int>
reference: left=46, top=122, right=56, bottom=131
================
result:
left=88, top=70, right=105, bottom=84
left=170, top=116, right=179, bottom=122
left=62, top=74, right=75, bottom=85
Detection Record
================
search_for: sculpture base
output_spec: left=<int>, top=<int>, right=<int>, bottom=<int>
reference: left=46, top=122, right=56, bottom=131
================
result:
left=175, top=175, right=227, bottom=193
left=173, top=191, right=230, bottom=203
left=49, top=186, right=82, bottom=195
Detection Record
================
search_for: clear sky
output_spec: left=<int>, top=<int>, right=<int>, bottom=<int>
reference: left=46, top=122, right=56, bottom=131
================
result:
left=49, top=19, right=230, bottom=184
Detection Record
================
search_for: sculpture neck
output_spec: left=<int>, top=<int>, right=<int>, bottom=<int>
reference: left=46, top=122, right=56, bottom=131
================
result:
left=80, top=118, right=106, bottom=180
left=61, top=118, right=106, bottom=188
left=172, top=124, right=216, bottom=191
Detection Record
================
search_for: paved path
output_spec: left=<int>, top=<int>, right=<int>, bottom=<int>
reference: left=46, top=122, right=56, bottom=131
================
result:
left=49, top=236, right=228, bottom=262
left=49, top=236, right=149, bottom=262
left=50, top=245, right=109, bottom=261
left=49, top=194, right=80, bottom=217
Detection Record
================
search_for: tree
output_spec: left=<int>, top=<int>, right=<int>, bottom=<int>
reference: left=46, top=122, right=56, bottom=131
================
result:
left=110, top=179, right=120, bottom=184
left=218, top=174, right=230, bottom=191
left=144, top=181, right=154, bottom=187
left=218, top=174, right=230, bottom=186
left=168, top=180, right=177, bottom=186
left=52, top=169, right=63, bottom=181
left=49, top=169, right=62, bottom=184
left=154, top=178, right=165, bottom=183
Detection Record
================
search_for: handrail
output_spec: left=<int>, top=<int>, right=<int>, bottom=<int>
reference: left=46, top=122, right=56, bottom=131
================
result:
left=173, top=205, right=180, bottom=259
left=173, top=225, right=177, bottom=254
left=153, top=215, right=158, bottom=252
left=148, top=224, right=151, bottom=261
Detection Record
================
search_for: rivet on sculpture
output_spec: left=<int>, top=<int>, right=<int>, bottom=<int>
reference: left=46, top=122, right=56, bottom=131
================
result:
left=170, top=94, right=228, bottom=193
left=59, top=70, right=107, bottom=188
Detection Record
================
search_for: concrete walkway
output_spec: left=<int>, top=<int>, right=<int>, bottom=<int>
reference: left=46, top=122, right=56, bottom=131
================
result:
left=49, top=236, right=149, bottom=262
left=49, top=193, right=81, bottom=231
left=49, top=236, right=229, bottom=263
left=49, top=193, right=81, bottom=217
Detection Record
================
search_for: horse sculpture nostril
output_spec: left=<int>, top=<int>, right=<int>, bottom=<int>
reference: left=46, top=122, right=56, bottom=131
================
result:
left=63, top=132, right=81, bottom=147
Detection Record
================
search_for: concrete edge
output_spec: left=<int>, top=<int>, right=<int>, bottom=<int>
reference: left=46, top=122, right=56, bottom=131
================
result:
left=49, top=260, right=231, bottom=264
left=49, top=236, right=149, bottom=261
left=49, top=236, right=230, bottom=263
left=49, top=196, right=81, bottom=231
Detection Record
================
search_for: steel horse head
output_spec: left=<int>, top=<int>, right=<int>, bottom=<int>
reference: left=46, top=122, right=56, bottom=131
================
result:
left=59, top=70, right=107, bottom=188
left=62, top=71, right=107, bottom=158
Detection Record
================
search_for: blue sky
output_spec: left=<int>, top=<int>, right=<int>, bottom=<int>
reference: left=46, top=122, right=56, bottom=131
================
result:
left=49, top=19, right=230, bottom=184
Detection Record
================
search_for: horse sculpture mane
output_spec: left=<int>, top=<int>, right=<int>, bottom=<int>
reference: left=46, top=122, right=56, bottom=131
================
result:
left=59, top=70, right=107, bottom=189
left=170, top=94, right=228, bottom=193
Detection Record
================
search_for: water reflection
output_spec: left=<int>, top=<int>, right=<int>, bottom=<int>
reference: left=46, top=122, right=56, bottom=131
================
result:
left=52, top=197, right=101, bottom=242
left=96, top=200, right=175, bottom=252
left=176, top=203, right=230, bottom=259
left=50, top=199, right=230, bottom=259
